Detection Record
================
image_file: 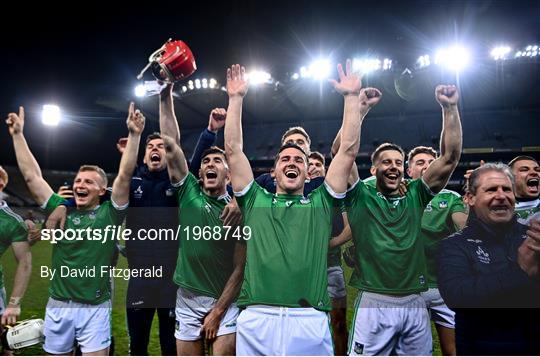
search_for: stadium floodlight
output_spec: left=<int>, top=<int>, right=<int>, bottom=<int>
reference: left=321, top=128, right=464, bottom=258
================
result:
left=434, top=45, right=470, bottom=72
left=299, top=66, right=310, bottom=78
left=291, top=73, right=300, bottom=80
left=202, top=78, right=208, bottom=89
left=42, top=105, right=61, bottom=126
left=515, top=51, right=522, bottom=58
left=526, top=45, right=532, bottom=51
left=195, top=79, right=201, bottom=89
left=181, top=86, right=188, bottom=93
left=383, top=58, right=392, bottom=70
left=533, top=51, right=538, bottom=57
left=247, top=70, right=272, bottom=85
left=209, top=78, right=217, bottom=89
left=416, top=55, right=431, bottom=68
left=188, top=80, right=194, bottom=90
left=308, top=59, right=332, bottom=80
left=134, top=84, right=146, bottom=97
left=491, top=46, right=511, bottom=60
left=352, top=58, right=381, bottom=74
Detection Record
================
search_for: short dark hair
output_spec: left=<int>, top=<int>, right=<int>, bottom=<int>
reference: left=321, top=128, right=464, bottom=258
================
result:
left=201, top=146, right=227, bottom=163
left=407, top=146, right=438, bottom=166
left=145, top=132, right=162, bottom=145
left=468, top=162, right=514, bottom=195
left=274, top=142, right=308, bottom=167
left=309, top=151, right=325, bottom=166
left=371, top=143, right=405, bottom=165
left=281, top=126, right=311, bottom=146
left=508, top=155, right=538, bottom=169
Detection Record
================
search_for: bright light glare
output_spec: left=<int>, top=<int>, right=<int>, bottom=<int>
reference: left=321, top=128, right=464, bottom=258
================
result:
left=435, top=45, right=470, bottom=72
left=247, top=70, right=272, bottom=85
left=42, top=105, right=61, bottom=126
left=134, top=84, right=146, bottom=97
left=308, top=59, right=332, bottom=80
left=209, top=78, right=217, bottom=89
left=417, top=55, right=431, bottom=68
left=491, top=46, right=511, bottom=60
left=352, top=58, right=381, bottom=74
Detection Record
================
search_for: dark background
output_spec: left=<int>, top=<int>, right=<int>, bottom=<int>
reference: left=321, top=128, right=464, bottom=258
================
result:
left=1, top=0, right=539, bottom=175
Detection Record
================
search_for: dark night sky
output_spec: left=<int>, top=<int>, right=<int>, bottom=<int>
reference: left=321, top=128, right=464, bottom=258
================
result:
left=1, top=0, right=539, bottom=171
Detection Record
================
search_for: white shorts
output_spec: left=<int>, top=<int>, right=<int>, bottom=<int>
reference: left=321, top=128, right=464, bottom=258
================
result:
left=348, top=292, right=432, bottom=356
left=174, top=286, right=238, bottom=341
left=421, top=287, right=455, bottom=328
left=327, top=266, right=346, bottom=299
left=237, top=306, right=334, bottom=356
left=43, top=298, right=112, bottom=354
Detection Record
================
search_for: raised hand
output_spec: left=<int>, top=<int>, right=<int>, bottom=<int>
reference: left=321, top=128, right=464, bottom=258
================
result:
left=5, top=106, right=25, bottom=136
left=359, top=87, right=382, bottom=111
left=208, top=108, right=227, bottom=132
left=126, top=102, right=145, bottom=135
left=436, top=85, right=459, bottom=108
left=330, top=59, right=362, bottom=96
left=116, top=137, right=128, bottom=154
left=226, top=64, right=248, bottom=98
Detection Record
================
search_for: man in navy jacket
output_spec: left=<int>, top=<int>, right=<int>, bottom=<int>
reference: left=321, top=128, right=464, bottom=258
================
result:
left=438, top=163, right=540, bottom=355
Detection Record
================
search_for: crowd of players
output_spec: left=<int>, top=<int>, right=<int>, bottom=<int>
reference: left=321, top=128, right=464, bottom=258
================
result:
left=0, top=59, right=539, bottom=356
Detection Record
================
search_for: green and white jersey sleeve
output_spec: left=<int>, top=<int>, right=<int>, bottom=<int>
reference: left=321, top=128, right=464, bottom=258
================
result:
left=346, top=178, right=434, bottom=294
left=421, top=189, right=467, bottom=287
left=42, top=193, right=127, bottom=304
left=0, top=201, right=28, bottom=289
left=235, top=180, right=343, bottom=311
left=172, top=173, right=236, bottom=299
left=515, top=198, right=540, bottom=224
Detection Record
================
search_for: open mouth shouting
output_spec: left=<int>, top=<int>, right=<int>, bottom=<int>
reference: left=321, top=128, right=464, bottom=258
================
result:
left=284, top=168, right=299, bottom=179
left=526, top=177, right=539, bottom=194
left=489, top=203, right=511, bottom=216
left=150, top=152, right=161, bottom=164
left=75, top=189, right=89, bottom=200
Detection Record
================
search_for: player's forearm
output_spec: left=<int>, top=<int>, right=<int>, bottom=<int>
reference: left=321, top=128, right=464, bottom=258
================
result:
left=10, top=249, right=31, bottom=304
left=214, top=245, right=246, bottom=313
left=439, top=105, right=462, bottom=166
left=159, top=90, right=180, bottom=144
left=224, top=96, right=244, bottom=156
left=329, top=224, right=352, bottom=248
left=116, top=132, right=141, bottom=181
left=338, top=95, right=362, bottom=159
left=12, top=134, right=44, bottom=183
left=164, top=141, right=188, bottom=183
left=331, top=128, right=342, bottom=157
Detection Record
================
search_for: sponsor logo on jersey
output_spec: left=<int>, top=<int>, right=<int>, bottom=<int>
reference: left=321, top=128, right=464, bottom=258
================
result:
left=467, top=239, right=483, bottom=243
left=300, top=197, right=310, bottom=205
left=419, top=275, right=425, bottom=285
left=166, top=188, right=174, bottom=197
left=476, top=246, right=490, bottom=264
left=439, top=200, right=448, bottom=209
left=285, top=201, right=293, bottom=207
left=134, top=185, right=143, bottom=199
left=425, top=202, right=433, bottom=212
left=224, top=322, right=236, bottom=328
left=354, top=342, right=364, bottom=354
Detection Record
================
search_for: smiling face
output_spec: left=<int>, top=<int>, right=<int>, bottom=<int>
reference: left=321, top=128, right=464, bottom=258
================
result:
left=73, top=170, right=106, bottom=210
left=274, top=147, right=308, bottom=195
left=143, top=138, right=167, bottom=172
left=199, top=152, right=229, bottom=196
left=371, top=150, right=404, bottom=195
left=511, top=159, right=540, bottom=199
left=308, top=157, right=326, bottom=179
left=407, top=152, right=436, bottom=180
left=467, top=170, right=515, bottom=226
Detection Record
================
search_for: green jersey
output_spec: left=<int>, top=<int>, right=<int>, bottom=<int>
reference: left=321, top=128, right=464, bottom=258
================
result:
left=236, top=181, right=341, bottom=311
left=173, top=173, right=236, bottom=299
left=515, top=198, right=540, bottom=223
left=43, top=193, right=126, bottom=304
left=0, top=201, right=28, bottom=289
left=346, top=178, right=434, bottom=294
left=420, top=189, right=467, bottom=287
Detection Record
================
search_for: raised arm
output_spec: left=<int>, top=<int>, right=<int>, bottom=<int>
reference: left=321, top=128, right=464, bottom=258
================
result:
left=326, top=60, right=381, bottom=194
left=6, top=106, right=53, bottom=205
left=159, top=83, right=180, bottom=144
left=331, top=128, right=359, bottom=185
left=111, top=103, right=144, bottom=207
left=423, top=85, right=463, bottom=193
left=189, top=108, right=225, bottom=174
left=224, top=64, right=252, bottom=192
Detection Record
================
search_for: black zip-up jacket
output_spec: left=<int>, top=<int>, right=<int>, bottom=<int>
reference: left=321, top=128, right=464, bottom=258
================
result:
left=438, top=215, right=540, bottom=355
